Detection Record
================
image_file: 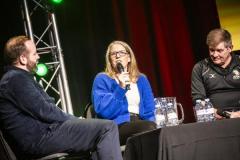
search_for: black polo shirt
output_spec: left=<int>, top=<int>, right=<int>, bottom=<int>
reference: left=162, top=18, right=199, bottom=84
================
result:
left=191, top=53, right=240, bottom=109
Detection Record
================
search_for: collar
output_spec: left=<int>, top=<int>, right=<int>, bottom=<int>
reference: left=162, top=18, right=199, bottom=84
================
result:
left=208, top=53, right=240, bottom=76
left=4, top=66, right=34, bottom=77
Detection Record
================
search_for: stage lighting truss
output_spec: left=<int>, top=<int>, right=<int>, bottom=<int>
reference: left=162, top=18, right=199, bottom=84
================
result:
left=21, top=0, right=73, bottom=114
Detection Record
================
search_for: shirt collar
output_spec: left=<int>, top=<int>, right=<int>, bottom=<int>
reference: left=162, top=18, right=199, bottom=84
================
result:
left=4, top=66, right=34, bottom=77
left=208, top=53, right=240, bottom=76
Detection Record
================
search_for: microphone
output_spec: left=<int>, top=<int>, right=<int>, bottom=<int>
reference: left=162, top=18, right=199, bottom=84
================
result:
left=116, top=62, right=124, bottom=73
left=216, top=109, right=231, bottom=118
left=116, top=62, right=130, bottom=90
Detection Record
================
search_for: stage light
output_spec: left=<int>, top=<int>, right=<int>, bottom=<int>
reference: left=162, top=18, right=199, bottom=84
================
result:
left=36, top=63, right=48, bottom=77
left=49, top=0, right=63, bottom=5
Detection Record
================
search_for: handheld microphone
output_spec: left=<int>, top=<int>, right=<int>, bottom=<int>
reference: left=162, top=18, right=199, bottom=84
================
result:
left=216, top=109, right=231, bottom=118
left=116, top=62, right=124, bottom=73
left=116, top=63, right=130, bottom=90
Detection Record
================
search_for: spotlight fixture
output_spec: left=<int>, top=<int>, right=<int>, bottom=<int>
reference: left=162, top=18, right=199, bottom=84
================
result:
left=49, top=0, right=64, bottom=5
left=36, top=63, right=48, bottom=77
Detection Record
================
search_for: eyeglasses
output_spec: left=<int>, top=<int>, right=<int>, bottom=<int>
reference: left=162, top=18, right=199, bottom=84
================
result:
left=110, top=50, right=128, bottom=57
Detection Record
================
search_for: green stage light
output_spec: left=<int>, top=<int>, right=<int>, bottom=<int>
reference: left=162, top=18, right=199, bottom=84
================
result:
left=36, top=63, right=48, bottom=77
left=50, top=0, right=63, bottom=5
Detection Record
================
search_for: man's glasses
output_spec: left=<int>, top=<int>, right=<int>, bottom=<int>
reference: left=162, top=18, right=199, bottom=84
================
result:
left=110, top=50, right=128, bottom=57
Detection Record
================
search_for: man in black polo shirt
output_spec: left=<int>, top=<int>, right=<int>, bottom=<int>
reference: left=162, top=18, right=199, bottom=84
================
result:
left=191, top=28, right=240, bottom=119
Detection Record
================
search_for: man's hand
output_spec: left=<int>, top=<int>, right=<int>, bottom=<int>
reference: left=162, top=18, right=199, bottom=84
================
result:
left=214, top=108, right=224, bottom=120
left=228, top=111, right=240, bottom=118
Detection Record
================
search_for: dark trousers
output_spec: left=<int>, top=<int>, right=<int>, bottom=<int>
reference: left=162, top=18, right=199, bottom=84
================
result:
left=118, top=115, right=156, bottom=145
left=32, top=119, right=123, bottom=160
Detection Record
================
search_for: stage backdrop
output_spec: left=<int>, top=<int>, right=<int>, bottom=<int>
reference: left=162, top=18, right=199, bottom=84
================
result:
left=1, top=0, right=220, bottom=123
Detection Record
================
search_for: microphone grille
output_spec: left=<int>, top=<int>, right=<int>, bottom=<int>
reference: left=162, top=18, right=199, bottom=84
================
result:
left=116, top=63, right=124, bottom=73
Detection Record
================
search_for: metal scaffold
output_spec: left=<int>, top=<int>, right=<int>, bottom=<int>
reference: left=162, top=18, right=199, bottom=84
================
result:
left=21, top=0, right=73, bottom=114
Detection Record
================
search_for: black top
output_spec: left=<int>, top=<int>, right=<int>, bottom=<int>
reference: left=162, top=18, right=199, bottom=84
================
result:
left=191, top=53, right=240, bottom=109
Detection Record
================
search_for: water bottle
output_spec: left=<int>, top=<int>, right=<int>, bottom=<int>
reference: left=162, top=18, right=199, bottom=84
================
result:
left=154, top=99, right=166, bottom=128
left=194, top=99, right=205, bottom=122
left=204, top=98, right=215, bottom=122
left=166, top=102, right=178, bottom=126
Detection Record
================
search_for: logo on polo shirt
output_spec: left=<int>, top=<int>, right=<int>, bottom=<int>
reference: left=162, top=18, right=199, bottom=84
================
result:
left=209, top=73, right=216, bottom=79
left=233, top=70, right=240, bottom=79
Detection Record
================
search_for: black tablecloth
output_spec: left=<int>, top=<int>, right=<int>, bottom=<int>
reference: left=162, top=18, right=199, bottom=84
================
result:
left=124, top=118, right=240, bottom=160
left=124, top=128, right=161, bottom=160
left=159, top=118, right=240, bottom=160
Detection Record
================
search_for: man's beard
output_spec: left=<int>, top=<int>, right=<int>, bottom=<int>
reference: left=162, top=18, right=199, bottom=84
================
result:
left=27, top=61, right=37, bottom=73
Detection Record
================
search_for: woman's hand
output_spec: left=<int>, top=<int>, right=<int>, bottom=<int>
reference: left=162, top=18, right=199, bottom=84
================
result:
left=116, top=72, right=130, bottom=89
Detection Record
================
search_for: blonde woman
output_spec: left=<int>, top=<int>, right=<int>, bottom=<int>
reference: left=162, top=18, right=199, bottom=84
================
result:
left=92, top=41, right=156, bottom=145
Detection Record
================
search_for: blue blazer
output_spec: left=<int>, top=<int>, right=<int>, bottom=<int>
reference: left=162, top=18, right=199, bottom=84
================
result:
left=92, top=73, right=155, bottom=125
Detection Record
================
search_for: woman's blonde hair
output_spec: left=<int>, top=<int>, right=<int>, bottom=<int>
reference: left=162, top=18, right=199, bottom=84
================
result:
left=104, top=40, right=140, bottom=82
